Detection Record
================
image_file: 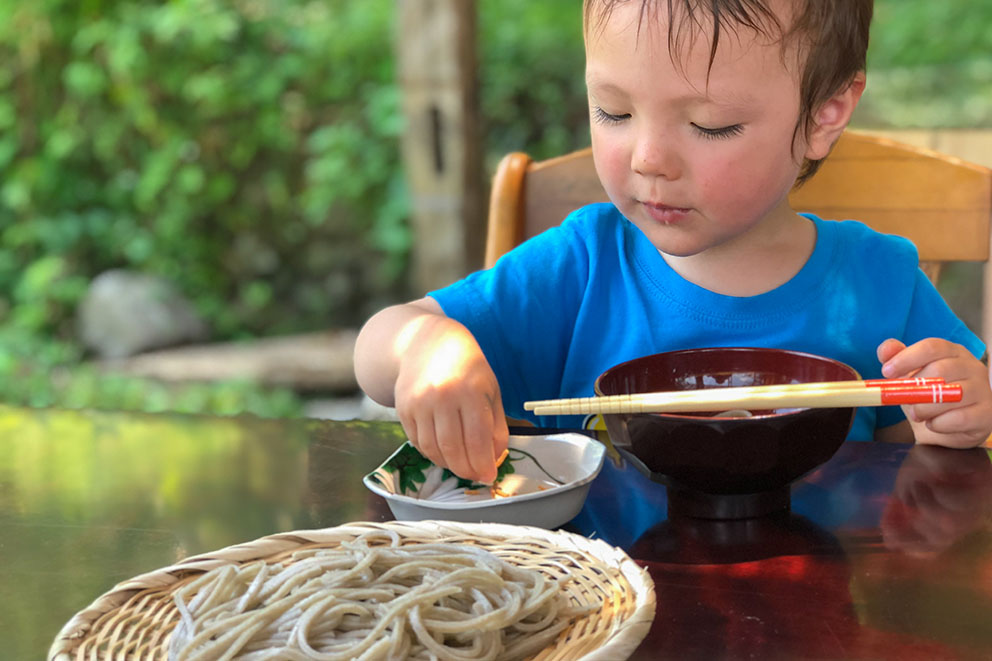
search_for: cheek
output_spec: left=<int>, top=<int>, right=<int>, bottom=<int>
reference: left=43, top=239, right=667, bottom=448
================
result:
left=591, top=133, right=629, bottom=192
left=698, top=147, right=798, bottom=213
left=697, top=155, right=748, bottom=203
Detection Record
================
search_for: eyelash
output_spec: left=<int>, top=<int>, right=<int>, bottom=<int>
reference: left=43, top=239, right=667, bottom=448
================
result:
left=593, top=107, right=744, bottom=140
left=692, top=123, right=745, bottom=140
left=592, top=106, right=629, bottom=125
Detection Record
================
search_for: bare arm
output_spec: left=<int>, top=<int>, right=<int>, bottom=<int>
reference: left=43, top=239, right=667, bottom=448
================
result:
left=353, top=297, right=509, bottom=481
left=353, top=297, right=445, bottom=407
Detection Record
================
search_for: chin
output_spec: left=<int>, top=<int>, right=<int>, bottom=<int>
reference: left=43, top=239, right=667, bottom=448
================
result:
left=632, top=224, right=705, bottom=258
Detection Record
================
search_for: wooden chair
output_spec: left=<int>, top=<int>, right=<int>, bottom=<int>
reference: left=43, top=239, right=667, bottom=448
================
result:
left=484, top=130, right=992, bottom=346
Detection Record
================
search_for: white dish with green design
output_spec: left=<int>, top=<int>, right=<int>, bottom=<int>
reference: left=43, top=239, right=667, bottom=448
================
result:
left=363, top=433, right=606, bottom=529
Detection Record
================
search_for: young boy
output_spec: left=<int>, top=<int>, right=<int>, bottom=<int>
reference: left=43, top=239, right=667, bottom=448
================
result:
left=355, top=0, right=992, bottom=483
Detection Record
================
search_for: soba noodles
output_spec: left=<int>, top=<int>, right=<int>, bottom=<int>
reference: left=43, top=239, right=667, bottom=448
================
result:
left=167, top=530, right=592, bottom=660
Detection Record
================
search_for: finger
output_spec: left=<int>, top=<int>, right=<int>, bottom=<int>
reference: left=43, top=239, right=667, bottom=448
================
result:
left=908, top=406, right=989, bottom=448
left=397, top=410, right=420, bottom=453
left=910, top=401, right=982, bottom=432
left=491, top=395, right=510, bottom=461
left=395, top=390, right=434, bottom=461
left=460, top=404, right=498, bottom=483
left=412, top=413, right=444, bottom=469
left=877, top=338, right=906, bottom=364
left=881, top=338, right=960, bottom=379
left=433, top=409, right=473, bottom=480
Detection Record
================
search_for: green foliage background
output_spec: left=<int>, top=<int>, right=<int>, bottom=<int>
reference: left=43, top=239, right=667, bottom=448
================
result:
left=0, top=0, right=987, bottom=416
left=0, top=0, right=405, bottom=342
left=856, top=1, right=992, bottom=127
left=0, top=0, right=405, bottom=415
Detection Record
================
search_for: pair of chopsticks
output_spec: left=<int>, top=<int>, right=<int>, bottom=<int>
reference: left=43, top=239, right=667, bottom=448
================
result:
left=523, top=377, right=962, bottom=416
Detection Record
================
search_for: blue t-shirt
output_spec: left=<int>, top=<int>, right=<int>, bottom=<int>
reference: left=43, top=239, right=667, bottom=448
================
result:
left=430, top=203, right=984, bottom=440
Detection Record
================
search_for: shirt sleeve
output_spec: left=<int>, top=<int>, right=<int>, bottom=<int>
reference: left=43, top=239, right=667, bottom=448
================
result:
left=876, top=267, right=986, bottom=428
left=903, top=268, right=985, bottom=358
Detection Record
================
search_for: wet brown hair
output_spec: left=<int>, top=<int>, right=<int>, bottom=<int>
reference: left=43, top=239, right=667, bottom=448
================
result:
left=583, top=0, right=873, bottom=184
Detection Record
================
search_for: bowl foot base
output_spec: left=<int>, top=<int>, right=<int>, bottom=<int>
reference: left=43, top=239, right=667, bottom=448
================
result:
left=667, top=486, right=790, bottom=520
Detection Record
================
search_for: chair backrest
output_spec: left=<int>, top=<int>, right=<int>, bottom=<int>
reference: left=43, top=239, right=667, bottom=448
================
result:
left=484, top=130, right=992, bottom=343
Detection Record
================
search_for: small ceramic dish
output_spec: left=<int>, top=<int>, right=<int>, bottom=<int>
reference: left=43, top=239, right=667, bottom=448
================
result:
left=363, top=433, right=606, bottom=529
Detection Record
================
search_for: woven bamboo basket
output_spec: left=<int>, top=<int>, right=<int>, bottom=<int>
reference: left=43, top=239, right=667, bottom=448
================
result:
left=49, top=520, right=655, bottom=660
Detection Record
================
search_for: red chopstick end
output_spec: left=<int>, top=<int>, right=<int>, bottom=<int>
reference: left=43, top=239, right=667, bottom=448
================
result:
left=880, top=383, right=962, bottom=405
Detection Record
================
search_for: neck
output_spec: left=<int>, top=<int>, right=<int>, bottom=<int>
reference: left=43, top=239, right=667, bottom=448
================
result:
left=662, top=209, right=816, bottom=297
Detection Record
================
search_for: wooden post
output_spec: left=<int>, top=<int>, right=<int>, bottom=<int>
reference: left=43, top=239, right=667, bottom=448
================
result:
left=985, top=247, right=992, bottom=353
left=396, top=0, right=485, bottom=295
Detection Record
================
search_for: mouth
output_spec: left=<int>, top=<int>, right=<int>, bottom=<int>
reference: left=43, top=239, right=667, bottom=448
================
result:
left=641, top=201, right=692, bottom=224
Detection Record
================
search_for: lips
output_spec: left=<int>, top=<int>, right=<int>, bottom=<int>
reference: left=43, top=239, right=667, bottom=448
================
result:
left=642, top=201, right=692, bottom=224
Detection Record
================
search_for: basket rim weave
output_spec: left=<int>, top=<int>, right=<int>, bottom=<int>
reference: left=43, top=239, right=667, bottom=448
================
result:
left=49, top=520, right=656, bottom=661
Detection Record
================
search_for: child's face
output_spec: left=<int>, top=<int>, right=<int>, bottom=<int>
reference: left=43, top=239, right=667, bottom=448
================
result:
left=585, top=2, right=812, bottom=258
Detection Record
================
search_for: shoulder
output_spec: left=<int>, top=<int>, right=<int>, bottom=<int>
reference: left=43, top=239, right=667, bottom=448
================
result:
left=558, top=202, right=625, bottom=239
left=441, top=203, right=622, bottom=296
left=806, top=214, right=920, bottom=268
left=496, top=202, right=625, bottom=272
left=802, top=214, right=925, bottom=319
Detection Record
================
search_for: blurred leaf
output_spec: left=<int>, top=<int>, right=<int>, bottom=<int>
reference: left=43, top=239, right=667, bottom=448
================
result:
left=857, top=0, right=992, bottom=128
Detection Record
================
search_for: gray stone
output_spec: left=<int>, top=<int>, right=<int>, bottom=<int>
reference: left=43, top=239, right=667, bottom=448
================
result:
left=78, top=269, right=209, bottom=359
left=97, top=330, right=358, bottom=391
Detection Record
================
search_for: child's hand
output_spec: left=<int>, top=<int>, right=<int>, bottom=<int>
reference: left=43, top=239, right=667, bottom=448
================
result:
left=881, top=444, right=992, bottom=556
left=392, top=312, right=509, bottom=483
left=877, top=338, right=992, bottom=448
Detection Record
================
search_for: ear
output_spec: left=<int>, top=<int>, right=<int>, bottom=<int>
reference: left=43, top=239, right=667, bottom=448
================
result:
left=804, top=72, right=866, bottom=161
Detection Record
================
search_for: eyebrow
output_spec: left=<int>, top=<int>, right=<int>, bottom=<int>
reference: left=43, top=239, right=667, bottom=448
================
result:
left=586, top=75, right=757, bottom=111
left=585, top=77, right=627, bottom=98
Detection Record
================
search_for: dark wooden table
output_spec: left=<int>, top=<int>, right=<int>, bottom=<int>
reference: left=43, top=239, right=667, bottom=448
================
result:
left=1, top=404, right=989, bottom=660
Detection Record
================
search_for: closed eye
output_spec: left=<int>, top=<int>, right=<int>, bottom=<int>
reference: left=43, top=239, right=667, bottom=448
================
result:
left=692, top=123, right=744, bottom=139
left=592, top=106, right=630, bottom=125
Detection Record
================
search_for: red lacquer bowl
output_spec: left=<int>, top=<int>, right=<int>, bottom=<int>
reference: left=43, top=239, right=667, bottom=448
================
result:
left=595, top=347, right=857, bottom=519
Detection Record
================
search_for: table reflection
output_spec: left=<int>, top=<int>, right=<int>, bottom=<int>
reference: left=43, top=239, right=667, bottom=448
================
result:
left=1, top=405, right=990, bottom=661
left=568, top=436, right=992, bottom=660
left=0, top=407, right=405, bottom=660
left=569, top=446, right=861, bottom=658
left=881, top=444, right=992, bottom=556
left=635, top=514, right=859, bottom=659
left=568, top=434, right=991, bottom=563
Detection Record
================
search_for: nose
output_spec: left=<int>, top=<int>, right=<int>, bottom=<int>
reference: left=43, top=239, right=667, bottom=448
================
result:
left=631, top=130, right=682, bottom=180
